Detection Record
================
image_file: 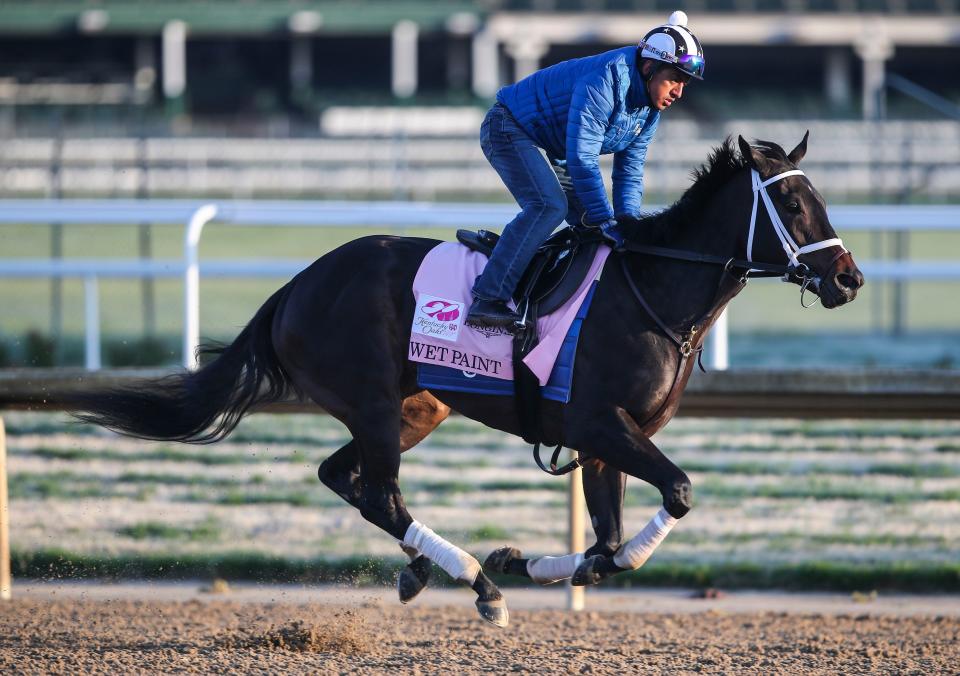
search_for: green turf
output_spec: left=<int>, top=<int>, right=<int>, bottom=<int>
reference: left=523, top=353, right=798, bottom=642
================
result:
left=1, top=223, right=959, bottom=340
left=117, top=518, right=221, bottom=542
left=11, top=549, right=960, bottom=593
left=6, top=411, right=960, bottom=591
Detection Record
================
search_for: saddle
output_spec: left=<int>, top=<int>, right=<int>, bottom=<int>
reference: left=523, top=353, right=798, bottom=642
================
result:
left=455, top=225, right=604, bottom=459
left=456, top=226, right=602, bottom=316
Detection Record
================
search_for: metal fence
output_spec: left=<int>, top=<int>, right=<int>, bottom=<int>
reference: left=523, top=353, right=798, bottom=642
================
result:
left=1, top=199, right=959, bottom=371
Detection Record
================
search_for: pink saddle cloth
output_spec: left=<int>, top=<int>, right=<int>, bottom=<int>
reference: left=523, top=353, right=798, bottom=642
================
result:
left=408, top=241, right=610, bottom=385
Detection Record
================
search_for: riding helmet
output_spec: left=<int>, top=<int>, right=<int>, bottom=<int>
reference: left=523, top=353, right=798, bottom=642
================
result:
left=638, top=10, right=706, bottom=80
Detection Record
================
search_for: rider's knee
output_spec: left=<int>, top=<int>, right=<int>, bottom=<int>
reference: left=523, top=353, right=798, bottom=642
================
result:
left=662, top=474, right=693, bottom=519
left=527, top=189, right=567, bottom=225
left=544, top=195, right=568, bottom=224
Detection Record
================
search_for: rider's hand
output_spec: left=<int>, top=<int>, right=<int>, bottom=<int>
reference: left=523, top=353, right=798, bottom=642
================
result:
left=599, top=219, right=626, bottom=251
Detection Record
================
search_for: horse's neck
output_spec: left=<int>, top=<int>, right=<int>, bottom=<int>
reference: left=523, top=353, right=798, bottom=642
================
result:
left=632, top=175, right=751, bottom=331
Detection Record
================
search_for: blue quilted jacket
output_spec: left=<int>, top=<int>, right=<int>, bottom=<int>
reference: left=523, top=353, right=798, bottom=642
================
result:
left=496, top=46, right=660, bottom=225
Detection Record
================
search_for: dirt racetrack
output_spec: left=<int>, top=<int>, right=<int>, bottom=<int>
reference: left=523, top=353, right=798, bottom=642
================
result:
left=2, top=585, right=958, bottom=674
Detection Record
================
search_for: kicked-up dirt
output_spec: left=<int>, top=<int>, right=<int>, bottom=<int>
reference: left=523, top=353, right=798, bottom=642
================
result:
left=1, top=593, right=957, bottom=674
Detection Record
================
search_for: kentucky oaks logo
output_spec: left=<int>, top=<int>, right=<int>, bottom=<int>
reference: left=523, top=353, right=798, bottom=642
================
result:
left=411, top=294, right=463, bottom=342
left=421, top=299, right=460, bottom=322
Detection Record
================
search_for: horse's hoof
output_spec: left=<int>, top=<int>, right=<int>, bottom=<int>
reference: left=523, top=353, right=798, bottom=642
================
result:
left=397, top=555, right=431, bottom=604
left=475, top=597, right=509, bottom=628
left=483, top=546, right=521, bottom=575
left=571, top=554, right=608, bottom=587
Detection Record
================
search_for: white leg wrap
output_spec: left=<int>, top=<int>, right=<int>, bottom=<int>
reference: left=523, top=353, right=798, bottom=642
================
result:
left=403, top=520, right=481, bottom=584
left=526, top=552, right=584, bottom=585
left=613, top=507, right=677, bottom=571
left=398, top=541, right=420, bottom=562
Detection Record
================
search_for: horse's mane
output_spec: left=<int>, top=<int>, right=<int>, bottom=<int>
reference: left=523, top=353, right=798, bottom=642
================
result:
left=620, top=136, right=788, bottom=246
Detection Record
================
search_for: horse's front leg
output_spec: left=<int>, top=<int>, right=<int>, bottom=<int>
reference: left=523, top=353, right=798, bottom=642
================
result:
left=567, top=409, right=692, bottom=587
left=582, top=458, right=628, bottom=557
left=483, top=458, right=627, bottom=585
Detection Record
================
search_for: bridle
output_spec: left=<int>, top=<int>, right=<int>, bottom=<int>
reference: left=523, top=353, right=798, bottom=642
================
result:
left=747, top=168, right=848, bottom=307
left=748, top=169, right=844, bottom=267
left=617, top=164, right=853, bottom=359
left=623, top=166, right=848, bottom=289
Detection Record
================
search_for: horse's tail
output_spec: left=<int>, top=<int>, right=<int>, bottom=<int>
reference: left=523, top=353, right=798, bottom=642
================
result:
left=70, top=281, right=298, bottom=444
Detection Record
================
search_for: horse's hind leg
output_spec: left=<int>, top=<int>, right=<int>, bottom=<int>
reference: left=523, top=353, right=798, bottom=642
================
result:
left=318, top=392, right=450, bottom=603
left=329, top=395, right=509, bottom=626
left=396, top=392, right=452, bottom=602
left=318, top=392, right=449, bottom=503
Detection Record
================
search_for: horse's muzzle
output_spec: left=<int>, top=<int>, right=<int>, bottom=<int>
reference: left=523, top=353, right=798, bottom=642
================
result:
left=818, top=254, right=864, bottom=309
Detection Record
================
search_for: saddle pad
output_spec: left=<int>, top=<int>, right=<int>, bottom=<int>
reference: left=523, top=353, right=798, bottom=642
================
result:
left=417, top=281, right=598, bottom=403
left=408, top=241, right=609, bottom=385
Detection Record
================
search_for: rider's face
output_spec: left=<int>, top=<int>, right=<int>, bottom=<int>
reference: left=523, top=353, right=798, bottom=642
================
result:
left=645, top=65, right=691, bottom=111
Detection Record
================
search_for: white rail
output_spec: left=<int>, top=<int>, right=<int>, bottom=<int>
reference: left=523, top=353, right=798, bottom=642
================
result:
left=1, top=200, right=959, bottom=371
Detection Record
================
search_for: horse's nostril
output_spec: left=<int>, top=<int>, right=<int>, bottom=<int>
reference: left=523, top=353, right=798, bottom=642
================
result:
left=835, top=272, right=861, bottom=291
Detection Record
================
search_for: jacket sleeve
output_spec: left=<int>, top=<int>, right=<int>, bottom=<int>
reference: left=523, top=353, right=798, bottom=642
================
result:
left=612, top=112, right=659, bottom=218
left=565, top=67, right=616, bottom=226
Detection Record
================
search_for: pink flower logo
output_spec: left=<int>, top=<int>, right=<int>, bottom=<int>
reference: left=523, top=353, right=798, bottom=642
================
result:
left=421, top=300, right=460, bottom=322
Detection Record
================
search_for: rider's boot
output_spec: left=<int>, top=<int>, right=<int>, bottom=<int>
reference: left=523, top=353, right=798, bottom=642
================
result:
left=465, top=297, right=521, bottom=331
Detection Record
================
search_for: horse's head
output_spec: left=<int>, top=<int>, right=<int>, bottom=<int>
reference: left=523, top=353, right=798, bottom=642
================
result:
left=737, top=134, right=864, bottom=309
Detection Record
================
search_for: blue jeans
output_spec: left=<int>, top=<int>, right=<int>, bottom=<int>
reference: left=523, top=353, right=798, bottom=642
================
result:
left=472, top=104, right=583, bottom=302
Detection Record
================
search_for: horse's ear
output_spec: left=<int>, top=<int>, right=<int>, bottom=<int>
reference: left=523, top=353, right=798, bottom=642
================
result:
left=738, top=135, right=767, bottom=173
left=787, top=130, right=809, bottom=165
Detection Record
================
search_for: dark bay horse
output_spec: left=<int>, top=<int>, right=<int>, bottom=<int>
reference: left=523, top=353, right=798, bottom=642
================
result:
left=72, top=135, right=863, bottom=627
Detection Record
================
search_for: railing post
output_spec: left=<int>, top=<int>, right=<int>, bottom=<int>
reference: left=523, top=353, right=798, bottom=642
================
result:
left=567, top=452, right=585, bottom=612
left=84, top=275, right=101, bottom=371
left=0, top=417, right=10, bottom=600
left=892, top=229, right=908, bottom=336
left=183, top=204, right=219, bottom=370
left=710, top=308, right=729, bottom=371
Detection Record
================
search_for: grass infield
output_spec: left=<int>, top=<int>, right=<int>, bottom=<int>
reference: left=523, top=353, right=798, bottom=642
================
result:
left=11, top=549, right=960, bottom=593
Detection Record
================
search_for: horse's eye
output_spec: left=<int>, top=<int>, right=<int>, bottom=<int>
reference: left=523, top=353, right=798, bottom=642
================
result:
left=786, top=201, right=801, bottom=213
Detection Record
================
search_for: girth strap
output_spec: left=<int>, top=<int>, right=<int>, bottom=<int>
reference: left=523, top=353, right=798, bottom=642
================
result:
left=533, top=442, right=581, bottom=476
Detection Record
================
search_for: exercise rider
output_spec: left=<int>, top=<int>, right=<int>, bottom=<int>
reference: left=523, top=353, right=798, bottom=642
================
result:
left=465, top=10, right=706, bottom=332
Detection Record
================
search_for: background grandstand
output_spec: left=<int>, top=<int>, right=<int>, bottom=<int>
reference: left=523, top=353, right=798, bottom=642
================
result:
left=0, top=1, right=957, bottom=371
left=0, top=1, right=958, bottom=202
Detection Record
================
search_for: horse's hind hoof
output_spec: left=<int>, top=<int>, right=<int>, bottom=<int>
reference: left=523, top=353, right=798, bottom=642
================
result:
left=571, top=554, right=610, bottom=587
left=483, top=546, right=521, bottom=575
left=475, top=597, right=509, bottom=628
left=397, top=555, right=432, bottom=604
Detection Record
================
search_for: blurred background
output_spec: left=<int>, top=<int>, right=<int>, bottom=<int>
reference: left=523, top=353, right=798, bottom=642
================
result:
left=0, top=2, right=958, bottom=592
left=0, top=0, right=958, bottom=368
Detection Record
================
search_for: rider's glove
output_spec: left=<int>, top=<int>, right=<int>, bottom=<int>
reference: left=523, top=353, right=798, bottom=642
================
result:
left=599, top=219, right=626, bottom=251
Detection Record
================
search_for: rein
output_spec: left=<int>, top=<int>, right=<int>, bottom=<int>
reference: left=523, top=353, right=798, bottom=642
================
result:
left=621, top=242, right=798, bottom=279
